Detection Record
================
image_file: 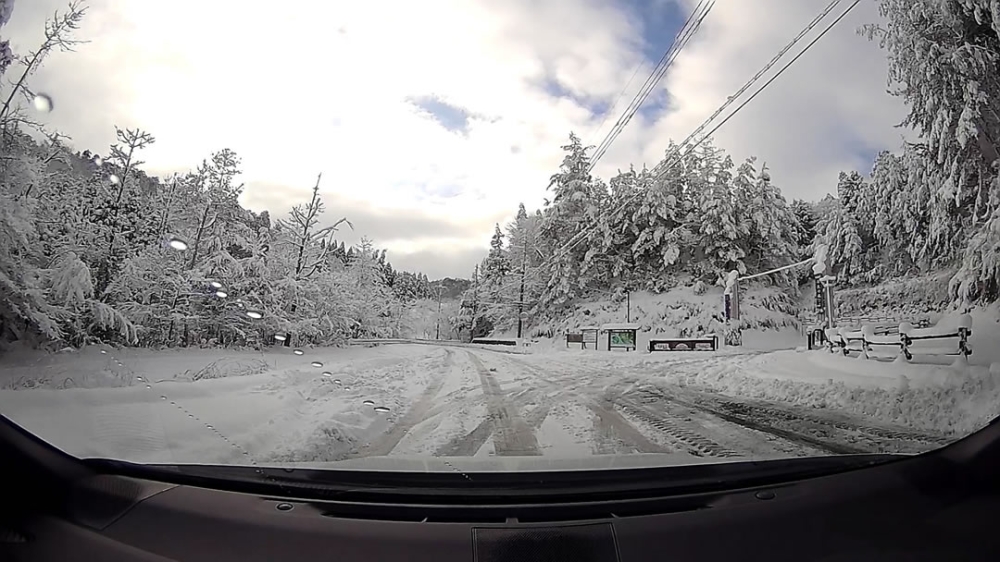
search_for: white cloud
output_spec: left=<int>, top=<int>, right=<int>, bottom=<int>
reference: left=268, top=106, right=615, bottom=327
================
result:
left=5, top=0, right=909, bottom=277
left=595, top=0, right=909, bottom=200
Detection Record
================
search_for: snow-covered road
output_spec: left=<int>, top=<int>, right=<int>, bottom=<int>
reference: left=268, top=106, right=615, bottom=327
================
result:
left=2, top=342, right=979, bottom=468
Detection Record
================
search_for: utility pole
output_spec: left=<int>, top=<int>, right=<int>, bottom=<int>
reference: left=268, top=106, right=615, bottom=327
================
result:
left=626, top=287, right=631, bottom=323
left=470, top=265, right=480, bottom=343
left=435, top=286, right=443, bottom=340
left=517, top=238, right=527, bottom=339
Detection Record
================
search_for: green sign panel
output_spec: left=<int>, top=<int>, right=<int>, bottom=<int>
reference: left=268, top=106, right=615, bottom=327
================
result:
left=610, top=331, right=635, bottom=347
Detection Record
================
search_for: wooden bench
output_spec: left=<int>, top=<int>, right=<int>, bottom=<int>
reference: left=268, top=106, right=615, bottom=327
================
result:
left=566, top=333, right=585, bottom=349
left=648, top=335, right=718, bottom=352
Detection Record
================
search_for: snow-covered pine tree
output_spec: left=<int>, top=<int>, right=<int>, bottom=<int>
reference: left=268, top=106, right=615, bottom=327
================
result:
left=537, top=133, right=606, bottom=307
left=864, top=0, right=1000, bottom=301
left=696, top=153, right=747, bottom=281
left=790, top=199, right=817, bottom=255
left=506, top=203, right=544, bottom=336
left=484, top=223, right=511, bottom=283
left=630, top=145, right=695, bottom=288
left=738, top=162, right=799, bottom=284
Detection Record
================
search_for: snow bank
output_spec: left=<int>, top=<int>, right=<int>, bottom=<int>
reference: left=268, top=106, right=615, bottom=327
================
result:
left=0, top=345, right=450, bottom=464
left=834, top=271, right=954, bottom=321
left=636, top=350, right=1000, bottom=436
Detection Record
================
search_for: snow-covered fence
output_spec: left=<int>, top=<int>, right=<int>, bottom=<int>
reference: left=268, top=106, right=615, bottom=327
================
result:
left=899, top=316, right=973, bottom=361
left=829, top=327, right=866, bottom=356
left=822, top=315, right=973, bottom=361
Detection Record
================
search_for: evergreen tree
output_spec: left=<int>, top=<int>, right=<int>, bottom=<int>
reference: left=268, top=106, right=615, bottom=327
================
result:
left=537, top=132, right=605, bottom=307
left=484, top=223, right=510, bottom=283
left=791, top=199, right=818, bottom=251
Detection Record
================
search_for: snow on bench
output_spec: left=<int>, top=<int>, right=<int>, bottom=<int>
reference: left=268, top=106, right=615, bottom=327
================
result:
left=648, top=334, right=718, bottom=352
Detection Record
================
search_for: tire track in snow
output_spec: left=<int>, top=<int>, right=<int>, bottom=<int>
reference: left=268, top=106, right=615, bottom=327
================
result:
left=612, top=394, right=741, bottom=458
left=435, top=417, right=493, bottom=456
left=487, top=354, right=668, bottom=455
left=656, top=386, right=948, bottom=455
left=466, top=351, right=541, bottom=456
left=502, top=351, right=822, bottom=457
left=434, top=395, right=552, bottom=457
left=343, top=349, right=454, bottom=459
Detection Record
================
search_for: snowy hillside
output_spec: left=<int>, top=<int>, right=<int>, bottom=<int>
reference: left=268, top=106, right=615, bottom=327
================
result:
left=833, top=272, right=955, bottom=321
left=512, top=282, right=800, bottom=349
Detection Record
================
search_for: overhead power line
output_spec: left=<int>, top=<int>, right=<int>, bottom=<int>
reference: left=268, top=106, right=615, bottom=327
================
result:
left=652, top=0, right=853, bottom=181
left=587, top=0, right=716, bottom=172
left=540, top=0, right=860, bottom=274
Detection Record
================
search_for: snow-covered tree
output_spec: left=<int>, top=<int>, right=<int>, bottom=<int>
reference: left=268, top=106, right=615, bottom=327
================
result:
left=791, top=199, right=817, bottom=253
left=863, top=0, right=1000, bottom=300
left=537, top=132, right=607, bottom=307
left=696, top=153, right=747, bottom=280
left=483, top=223, right=510, bottom=283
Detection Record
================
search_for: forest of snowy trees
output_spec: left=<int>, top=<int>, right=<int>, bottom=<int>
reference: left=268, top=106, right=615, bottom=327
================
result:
left=455, top=0, right=1000, bottom=336
left=3, top=0, right=1000, bottom=348
left=0, top=3, right=445, bottom=349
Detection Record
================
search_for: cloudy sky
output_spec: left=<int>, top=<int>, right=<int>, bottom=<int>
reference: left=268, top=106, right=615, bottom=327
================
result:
left=5, top=0, right=907, bottom=279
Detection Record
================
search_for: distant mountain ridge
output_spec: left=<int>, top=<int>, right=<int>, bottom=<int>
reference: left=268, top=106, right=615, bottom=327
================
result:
left=429, top=278, right=471, bottom=300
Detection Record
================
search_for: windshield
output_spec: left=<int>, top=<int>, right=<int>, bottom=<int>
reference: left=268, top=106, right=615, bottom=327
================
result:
left=1, top=0, right=999, bottom=480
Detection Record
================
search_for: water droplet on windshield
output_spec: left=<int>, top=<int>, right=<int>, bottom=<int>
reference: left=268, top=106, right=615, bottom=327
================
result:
left=33, top=93, right=53, bottom=113
left=209, top=281, right=223, bottom=289
left=274, top=334, right=286, bottom=342
left=311, top=361, right=323, bottom=368
left=109, top=174, right=121, bottom=185
left=245, top=310, right=263, bottom=319
left=373, top=406, right=390, bottom=413
left=215, top=290, right=228, bottom=298
left=167, top=237, right=188, bottom=251
left=362, top=399, right=375, bottom=406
